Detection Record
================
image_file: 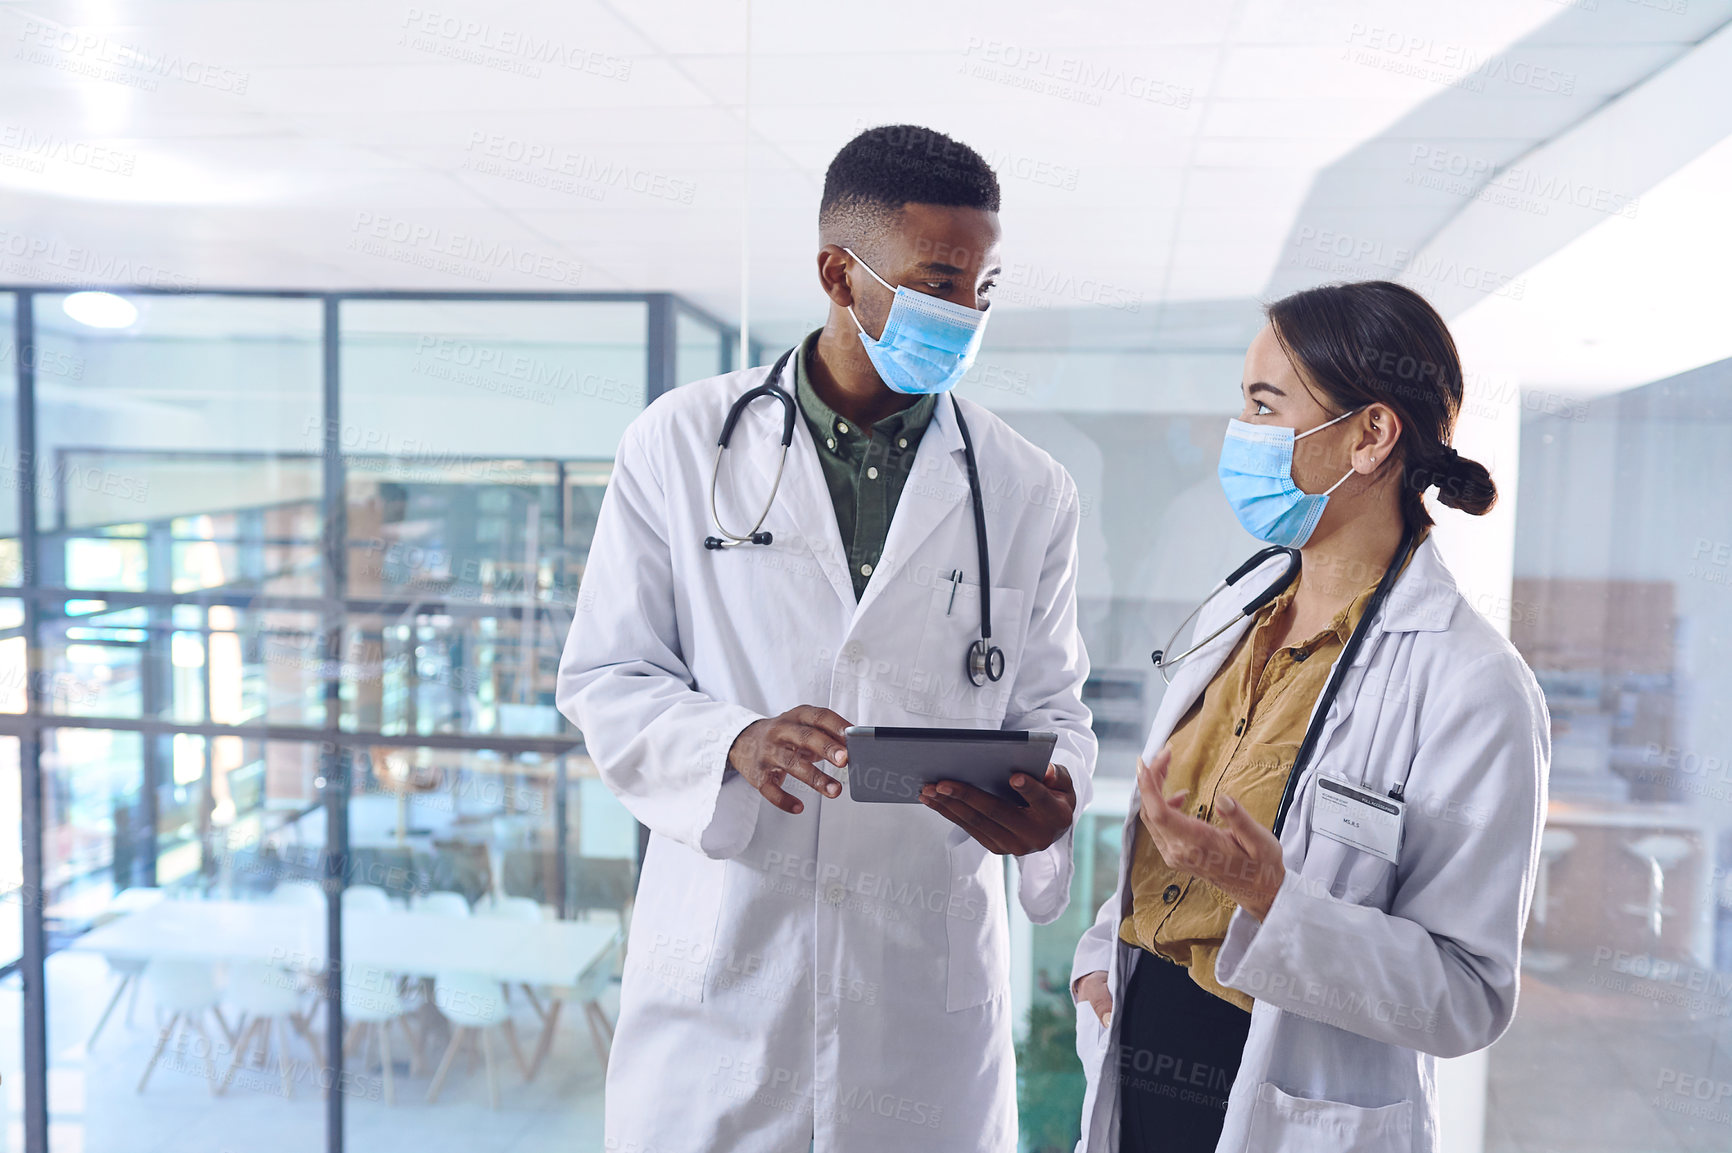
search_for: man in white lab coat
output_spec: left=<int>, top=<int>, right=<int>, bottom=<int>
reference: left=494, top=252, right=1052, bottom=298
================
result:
left=557, top=124, right=1097, bottom=1152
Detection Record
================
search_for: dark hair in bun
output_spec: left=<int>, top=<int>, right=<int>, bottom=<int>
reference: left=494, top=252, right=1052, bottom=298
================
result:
left=1265, top=280, right=1496, bottom=525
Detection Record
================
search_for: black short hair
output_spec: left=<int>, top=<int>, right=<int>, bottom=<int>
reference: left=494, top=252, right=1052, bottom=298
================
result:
left=820, top=125, right=1000, bottom=245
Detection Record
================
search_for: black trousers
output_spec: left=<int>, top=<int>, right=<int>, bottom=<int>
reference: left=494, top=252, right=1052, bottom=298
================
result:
left=1116, top=953, right=1251, bottom=1153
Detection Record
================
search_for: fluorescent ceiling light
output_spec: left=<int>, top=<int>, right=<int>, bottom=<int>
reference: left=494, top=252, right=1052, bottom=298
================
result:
left=1450, top=131, right=1732, bottom=398
left=62, top=291, right=138, bottom=329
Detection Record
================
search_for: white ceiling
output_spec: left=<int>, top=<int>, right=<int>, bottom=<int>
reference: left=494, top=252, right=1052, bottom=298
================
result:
left=1, top=0, right=1730, bottom=386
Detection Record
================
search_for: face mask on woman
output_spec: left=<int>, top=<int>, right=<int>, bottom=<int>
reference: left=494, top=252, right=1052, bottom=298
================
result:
left=1217, top=407, right=1363, bottom=548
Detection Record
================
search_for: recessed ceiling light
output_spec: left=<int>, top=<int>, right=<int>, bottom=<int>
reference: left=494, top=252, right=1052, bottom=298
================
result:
left=62, top=291, right=138, bottom=329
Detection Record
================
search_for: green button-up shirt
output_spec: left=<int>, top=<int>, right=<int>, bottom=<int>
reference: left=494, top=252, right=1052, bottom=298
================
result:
left=793, top=329, right=938, bottom=600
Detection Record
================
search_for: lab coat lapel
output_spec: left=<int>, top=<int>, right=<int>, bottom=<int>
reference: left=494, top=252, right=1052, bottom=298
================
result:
left=730, top=362, right=857, bottom=611
left=1145, top=628, right=1242, bottom=754
left=1141, top=551, right=1301, bottom=757
left=854, top=396, right=970, bottom=622
left=1269, top=535, right=1458, bottom=857
left=1110, top=609, right=1256, bottom=923
left=1290, top=535, right=1460, bottom=745
left=1120, top=556, right=1292, bottom=874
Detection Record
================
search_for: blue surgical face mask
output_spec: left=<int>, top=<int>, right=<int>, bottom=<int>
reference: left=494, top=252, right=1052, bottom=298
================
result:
left=1217, top=407, right=1363, bottom=548
left=843, top=247, right=989, bottom=395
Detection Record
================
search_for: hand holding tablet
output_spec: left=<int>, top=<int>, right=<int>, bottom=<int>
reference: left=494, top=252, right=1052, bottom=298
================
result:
left=844, top=726, right=1057, bottom=804
left=845, top=726, right=1077, bottom=856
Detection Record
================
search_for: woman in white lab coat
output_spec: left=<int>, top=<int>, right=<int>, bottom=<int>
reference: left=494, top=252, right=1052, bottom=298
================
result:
left=1071, top=281, right=1550, bottom=1152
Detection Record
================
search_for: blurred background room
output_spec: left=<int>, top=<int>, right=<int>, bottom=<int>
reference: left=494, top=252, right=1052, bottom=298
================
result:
left=1, top=1, right=1730, bottom=1151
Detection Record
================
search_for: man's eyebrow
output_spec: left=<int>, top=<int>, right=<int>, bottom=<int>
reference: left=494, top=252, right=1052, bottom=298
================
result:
left=914, top=261, right=967, bottom=275
left=1247, top=381, right=1285, bottom=398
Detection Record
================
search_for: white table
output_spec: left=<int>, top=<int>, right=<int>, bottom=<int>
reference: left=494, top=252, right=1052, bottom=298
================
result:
left=72, top=899, right=619, bottom=987
left=76, top=899, right=621, bottom=1103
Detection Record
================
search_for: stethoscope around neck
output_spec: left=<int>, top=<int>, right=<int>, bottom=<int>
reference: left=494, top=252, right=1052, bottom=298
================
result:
left=1150, top=523, right=1421, bottom=836
left=704, top=346, right=1005, bottom=687
left=1149, top=545, right=1303, bottom=684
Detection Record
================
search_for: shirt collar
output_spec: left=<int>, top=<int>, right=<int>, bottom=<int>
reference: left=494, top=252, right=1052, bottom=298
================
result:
left=1260, top=526, right=1433, bottom=648
left=793, top=328, right=938, bottom=456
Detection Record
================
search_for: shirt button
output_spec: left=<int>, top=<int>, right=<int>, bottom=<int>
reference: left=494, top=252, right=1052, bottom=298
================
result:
left=860, top=563, right=873, bottom=577
left=837, top=422, right=850, bottom=435
left=1161, top=884, right=1181, bottom=904
left=898, top=437, right=909, bottom=449
left=866, top=466, right=879, bottom=480
left=825, top=883, right=846, bottom=905
left=1196, top=804, right=1207, bottom=818
left=1293, top=649, right=1310, bottom=662
left=826, top=438, right=836, bottom=450
left=1234, top=718, right=1246, bottom=736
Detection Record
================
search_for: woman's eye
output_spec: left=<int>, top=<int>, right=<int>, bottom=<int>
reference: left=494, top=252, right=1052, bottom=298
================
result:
left=1253, top=402, right=1273, bottom=417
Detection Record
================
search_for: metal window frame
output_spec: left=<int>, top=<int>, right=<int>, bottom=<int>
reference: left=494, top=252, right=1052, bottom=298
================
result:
left=3, top=284, right=736, bottom=1153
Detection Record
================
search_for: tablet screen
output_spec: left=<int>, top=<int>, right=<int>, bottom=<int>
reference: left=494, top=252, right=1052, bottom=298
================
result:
left=844, top=726, right=1057, bottom=805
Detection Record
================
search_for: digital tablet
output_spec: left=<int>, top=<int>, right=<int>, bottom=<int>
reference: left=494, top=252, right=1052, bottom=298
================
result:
left=844, top=726, right=1058, bottom=805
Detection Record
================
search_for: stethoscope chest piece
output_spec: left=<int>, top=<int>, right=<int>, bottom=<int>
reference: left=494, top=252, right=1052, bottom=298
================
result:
left=967, top=637, right=1005, bottom=686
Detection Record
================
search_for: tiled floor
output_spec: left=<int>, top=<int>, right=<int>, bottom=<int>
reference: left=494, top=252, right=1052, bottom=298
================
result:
left=5, top=948, right=1728, bottom=1151
left=1486, top=962, right=1732, bottom=1152
left=26, top=951, right=608, bottom=1153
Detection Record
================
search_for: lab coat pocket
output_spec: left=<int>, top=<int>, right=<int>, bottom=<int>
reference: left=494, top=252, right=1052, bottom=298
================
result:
left=945, top=837, right=1009, bottom=1011
left=910, top=583, right=1027, bottom=725
left=630, top=844, right=728, bottom=1003
left=1073, top=995, right=1108, bottom=1062
left=1304, top=834, right=1398, bottom=911
left=1243, top=1082, right=1413, bottom=1152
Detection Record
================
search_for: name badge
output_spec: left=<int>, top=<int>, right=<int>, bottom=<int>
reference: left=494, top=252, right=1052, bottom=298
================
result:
left=1311, top=775, right=1403, bottom=865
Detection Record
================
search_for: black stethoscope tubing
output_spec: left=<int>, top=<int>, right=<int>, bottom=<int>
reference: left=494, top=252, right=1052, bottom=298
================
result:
left=705, top=347, right=800, bottom=550
left=705, top=347, right=1004, bottom=687
left=1149, top=545, right=1303, bottom=684
left=1148, top=523, right=1421, bottom=836
left=1272, top=522, right=1419, bottom=835
left=951, top=399, right=1004, bottom=686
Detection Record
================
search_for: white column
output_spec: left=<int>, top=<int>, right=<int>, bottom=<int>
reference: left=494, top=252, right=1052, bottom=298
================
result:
left=1423, top=333, right=1525, bottom=1153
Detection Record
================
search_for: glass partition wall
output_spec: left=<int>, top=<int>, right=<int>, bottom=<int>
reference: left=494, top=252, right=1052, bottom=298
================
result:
left=1, top=224, right=1725, bottom=1153
left=3, top=300, right=1729, bottom=1152
left=0, top=289, right=737, bottom=1153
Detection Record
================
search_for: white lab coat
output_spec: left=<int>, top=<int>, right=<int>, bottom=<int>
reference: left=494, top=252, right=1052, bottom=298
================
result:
left=1071, top=539, right=1549, bottom=1152
left=557, top=359, right=1097, bottom=1152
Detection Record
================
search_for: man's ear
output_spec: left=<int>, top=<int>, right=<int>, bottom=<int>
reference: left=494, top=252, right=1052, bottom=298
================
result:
left=816, top=245, right=855, bottom=310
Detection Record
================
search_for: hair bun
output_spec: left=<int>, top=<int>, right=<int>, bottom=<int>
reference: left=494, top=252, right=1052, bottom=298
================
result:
left=1433, top=445, right=1497, bottom=516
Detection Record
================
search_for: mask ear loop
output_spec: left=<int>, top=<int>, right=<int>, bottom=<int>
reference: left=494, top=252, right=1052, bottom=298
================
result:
left=1296, top=405, right=1368, bottom=496
left=1321, top=465, right=1357, bottom=496
left=841, top=247, right=898, bottom=338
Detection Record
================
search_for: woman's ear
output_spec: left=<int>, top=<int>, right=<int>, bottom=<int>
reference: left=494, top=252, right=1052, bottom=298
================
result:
left=1360, top=403, right=1402, bottom=471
